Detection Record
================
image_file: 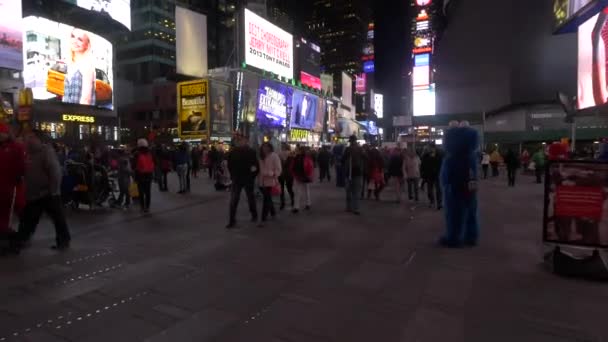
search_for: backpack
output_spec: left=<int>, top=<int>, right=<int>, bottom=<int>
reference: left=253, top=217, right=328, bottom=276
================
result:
left=294, top=155, right=310, bottom=182
left=137, top=153, right=155, bottom=173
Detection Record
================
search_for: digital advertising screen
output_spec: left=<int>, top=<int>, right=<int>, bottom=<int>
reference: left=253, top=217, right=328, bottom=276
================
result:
left=363, top=61, right=375, bottom=73
left=0, top=0, right=23, bottom=70
left=314, top=97, right=326, bottom=133
left=577, top=10, right=608, bottom=110
left=413, top=84, right=436, bottom=116
left=23, top=17, right=114, bottom=110
left=327, top=100, right=337, bottom=132
left=64, top=0, right=131, bottom=29
left=373, top=93, right=384, bottom=118
left=413, top=65, right=430, bottom=88
left=297, top=38, right=321, bottom=90
left=321, top=73, right=334, bottom=95
left=290, top=89, right=318, bottom=130
left=244, top=8, right=294, bottom=80
left=256, top=79, right=292, bottom=128
left=554, top=0, right=594, bottom=28
left=209, top=81, right=233, bottom=137
left=355, top=73, right=367, bottom=94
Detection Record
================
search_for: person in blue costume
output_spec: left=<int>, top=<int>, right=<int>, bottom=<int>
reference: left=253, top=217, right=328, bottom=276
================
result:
left=439, top=121, right=480, bottom=247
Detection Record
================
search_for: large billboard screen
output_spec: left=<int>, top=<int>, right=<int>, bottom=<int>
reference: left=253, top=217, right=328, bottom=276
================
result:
left=23, top=16, right=114, bottom=110
left=0, top=0, right=23, bottom=70
left=256, top=79, right=292, bottom=128
left=244, top=8, right=294, bottom=80
left=65, top=0, right=131, bottom=29
left=176, top=6, right=208, bottom=78
left=297, top=38, right=321, bottom=90
left=209, top=81, right=233, bottom=138
left=413, top=85, right=436, bottom=116
left=177, top=80, right=209, bottom=140
left=554, top=0, right=594, bottom=28
left=290, top=89, right=318, bottom=130
left=544, top=161, right=608, bottom=248
left=577, top=10, right=608, bottom=110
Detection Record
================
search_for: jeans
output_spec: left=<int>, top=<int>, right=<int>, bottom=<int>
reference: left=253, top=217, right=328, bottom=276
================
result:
left=507, top=167, right=516, bottom=187
left=176, top=164, right=188, bottom=192
left=535, top=167, right=543, bottom=184
left=294, top=181, right=311, bottom=209
left=229, top=182, right=257, bottom=224
left=18, top=196, right=71, bottom=246
left=319, top=164, right=331, bottom=182
left=346, top=177, right=362, bottom=212
left=260, top=187, right=276, bottom=220
left=158, top=171, right=168, bottom=191
left=279, top=175, right=294, bottom=208
left=425, top=178, right=442, bottom=208
left=407, top=178, right=419, bottom=201
left=137, top=173, right=153, bottom=211
left=482, top=164, right=489, bottom=179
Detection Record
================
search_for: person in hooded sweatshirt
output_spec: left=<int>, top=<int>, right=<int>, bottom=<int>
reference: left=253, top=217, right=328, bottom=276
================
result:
left=17, top=130, right=71, bottom=251
left=133, top=138, right=155, bottom=213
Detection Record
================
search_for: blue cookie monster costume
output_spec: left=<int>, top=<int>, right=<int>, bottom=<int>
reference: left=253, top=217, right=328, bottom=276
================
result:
left=439, top=123, right=480, bottom=247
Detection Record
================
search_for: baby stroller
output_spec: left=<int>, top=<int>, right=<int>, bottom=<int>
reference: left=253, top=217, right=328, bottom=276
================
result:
left=106, top=169, right=121, bottom=208
left=64, top=161, right=113, bottom=209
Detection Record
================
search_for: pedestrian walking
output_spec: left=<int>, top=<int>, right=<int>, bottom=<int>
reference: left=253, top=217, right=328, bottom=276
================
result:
left=388, top=147, right=404, bottom=203
left=174, top=143, right=189, bottom=194
left=226, top=135, right=259, bottom=228
left=404, top=148, right=421, bottom=202
left=333, top=144, right=346, bottom=187
left=420, top=143, right=443, bottom=209
left=17, top=130, right=71, bottom=251
left=532, top=148, right=546, bottom=184
left=367, top=148, right=385, bottom=200
left=343, top=135, right=364, bottom=214
left=290, top=146, right=314, bottom=213
left=504, top=149, right=520, bottom=187
left=115, top=150, right=132, bottom=209
left=0, top=123, right=25, bottom=238
left=317, top=146, right=332, bottom=182
left=208, top=145, right=220, bottom=179
left=279, top=143, right=295, bottom=210
left=158, top=145, right=171, bottom=192
left=258, top=143, right=282, bottom=226
left=133, top=138, right=155, bottom=213
left=481, top=151, right=490, bottom=179
left=191, top=146, right=201, bottom=178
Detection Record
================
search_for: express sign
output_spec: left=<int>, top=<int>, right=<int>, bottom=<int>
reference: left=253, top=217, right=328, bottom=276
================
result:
left=62, top=114, right=95, bottom=123
left=244, top=8, right=294, bottom=80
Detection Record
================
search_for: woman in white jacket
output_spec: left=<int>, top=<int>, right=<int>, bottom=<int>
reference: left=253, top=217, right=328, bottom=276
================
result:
left=258, top=143, right=282, bottom=225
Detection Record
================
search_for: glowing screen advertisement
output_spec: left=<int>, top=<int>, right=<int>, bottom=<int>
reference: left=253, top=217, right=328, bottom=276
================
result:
left=290, top=89, right=318, bottom=130
left=0, top=0, right=23, bottom=70
left=414, top=53, right=430, bottom=67
left=65, top=0, right=131, bottom=29
left=244, top=8, right=294, bottom=80
left=413, top=84, right=436, bottom=116
left=256, top=79, right=292, bottom=127
left=413, top=65, right=430, bottom=88
left=23, top=16, right=114, bottom=109
left=577, top=10, right=608, bottom=109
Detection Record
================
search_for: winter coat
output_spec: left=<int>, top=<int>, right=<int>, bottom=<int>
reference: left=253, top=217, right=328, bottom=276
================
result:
left=404, top=154, right=421, bottom=179
left=420, top=151, right=443, bottom=180
left=290, top=154, right=314, bottom=183
left=117, top=157, right=133, bottom=190
left=258, top=152, right=282, bottom=187
left=227, top=146, right=259, bottom=185
left=25, top=144, right=63, bottom=202
left=0, top=140, right=26, bottom=217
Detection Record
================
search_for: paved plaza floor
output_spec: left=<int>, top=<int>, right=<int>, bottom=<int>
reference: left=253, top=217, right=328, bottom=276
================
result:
left=1, top=171, right=607, bottom=341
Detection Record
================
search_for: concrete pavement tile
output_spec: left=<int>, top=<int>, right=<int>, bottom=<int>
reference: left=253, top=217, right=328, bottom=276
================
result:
left=344, top=261, right=401, bottom=291
left=144, top=308, right=238, bottom=342
left=423, top=266, right=473, bottom=309
left=400, top=307, right=465, bottom=342
left=152, top=304, right=192, bottom=320
left=18, top=330, right=68, bottom=342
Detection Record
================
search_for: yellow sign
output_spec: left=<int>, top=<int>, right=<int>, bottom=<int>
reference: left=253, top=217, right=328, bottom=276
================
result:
left=177, top=80, right=209, bottom=140
left=290, top=128, right=309, bottom=142
left=62, top=114, right=95, bottom=123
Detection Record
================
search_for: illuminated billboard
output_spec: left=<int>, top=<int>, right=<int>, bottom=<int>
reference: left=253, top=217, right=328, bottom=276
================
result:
left=66, top=0, right=131, bottom=30
left=413, top=84, right=435, bottom=116
left=0, top=0, right=23, bottom=70
left=373, top=93, right=383, bottom=118
left=355, top=73, right=367, bottom=94
left=244, top=8, right=294, bottom=80
left=23, top=16, right=114, bottom=110
left=577, top=10, right=608, bottom=109
left=296, top=38, right=321, bottom=90
left=554, top=0, right=594, bottom=28
left=363, top=61, right=375, bottom=73
left=414, top=53, right=430, bottom=67
left=416, top=0, right=432, bottom=5
left=413, top=65, right=430, bottom=88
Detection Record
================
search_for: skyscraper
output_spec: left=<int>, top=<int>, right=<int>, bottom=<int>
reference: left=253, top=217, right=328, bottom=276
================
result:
left=307, top=0, right=372, bottom=96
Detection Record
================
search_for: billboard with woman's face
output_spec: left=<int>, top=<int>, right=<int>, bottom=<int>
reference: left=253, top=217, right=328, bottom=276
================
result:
left=23, top=17, right=113, bottom=110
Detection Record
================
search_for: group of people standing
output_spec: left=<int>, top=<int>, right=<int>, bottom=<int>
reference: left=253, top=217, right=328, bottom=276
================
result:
left=480, top=147, right=547, bottom=186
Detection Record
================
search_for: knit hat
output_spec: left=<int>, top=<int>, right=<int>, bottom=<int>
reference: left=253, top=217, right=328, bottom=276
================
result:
left=137, top=138, right=149, bottom=148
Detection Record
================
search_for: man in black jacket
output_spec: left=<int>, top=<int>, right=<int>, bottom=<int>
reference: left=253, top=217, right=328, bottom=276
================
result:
left=421, top=143, right=443, bottom=210
left=226, top=135, right=258, bottom=228
left=317, top=146, right=332, bottom=182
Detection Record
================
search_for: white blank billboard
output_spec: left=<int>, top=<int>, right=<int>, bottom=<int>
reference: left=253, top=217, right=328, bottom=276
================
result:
left=244, top=8, right=294, bottom=80
left=176, top=6, right=208, bottom=78
left=413, top=85, right=436, bottom=116
left=341, top=72, right=353, bottom=108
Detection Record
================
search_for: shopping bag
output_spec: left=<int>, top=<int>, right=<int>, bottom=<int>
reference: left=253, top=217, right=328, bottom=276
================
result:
left=271, top=184, right=281, bottom=196
left=129, top=182, right=139, bottom=198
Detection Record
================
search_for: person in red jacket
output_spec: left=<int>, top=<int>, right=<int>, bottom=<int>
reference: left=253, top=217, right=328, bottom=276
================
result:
left=0, top=122, right=26, bottom=234
left=290, top=145, right=314, bottom=213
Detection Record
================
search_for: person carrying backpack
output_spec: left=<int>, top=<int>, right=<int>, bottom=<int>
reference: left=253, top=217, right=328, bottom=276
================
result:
left=342, top=135, right=364, bottom=215
left=133, top=138, right=155, bottom=213
left=290, top=145, right=314, bottom=213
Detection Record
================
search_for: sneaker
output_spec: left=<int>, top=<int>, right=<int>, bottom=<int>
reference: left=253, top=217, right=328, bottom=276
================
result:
left=51, top=242, right=70, bottom=251
left=225, top=222, right=237, bottom=229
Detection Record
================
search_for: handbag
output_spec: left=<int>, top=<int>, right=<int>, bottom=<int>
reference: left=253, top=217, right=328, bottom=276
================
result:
left=271, top=184, right=281, bottom=196
left=129, top=181, right=139, bottom=198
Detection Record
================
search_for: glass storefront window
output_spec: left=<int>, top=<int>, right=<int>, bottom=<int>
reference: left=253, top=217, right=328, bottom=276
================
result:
left=38, top=122, right=65, bottom=139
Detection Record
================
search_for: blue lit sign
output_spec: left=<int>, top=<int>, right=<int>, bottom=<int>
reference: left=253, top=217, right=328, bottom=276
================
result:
left=363, top=61, right=375, bottom=73
left=414, top=53, right=430, bottom=67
